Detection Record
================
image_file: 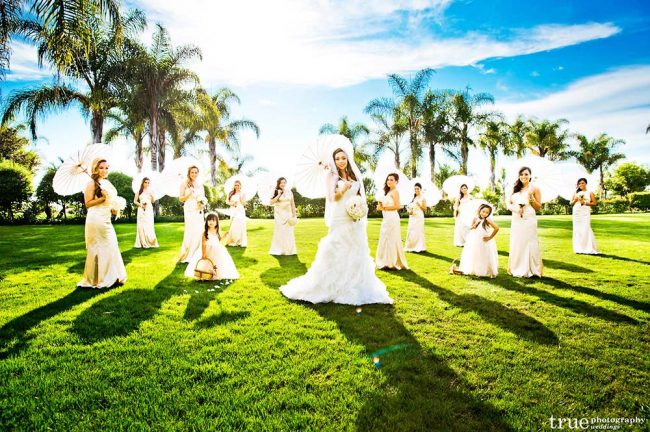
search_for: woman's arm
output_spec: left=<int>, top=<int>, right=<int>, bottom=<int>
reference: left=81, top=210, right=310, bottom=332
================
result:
left=269, top=190, right=281, bottom=205
left=570, top=193, right=578, bottom=205
left=587, top=191, right=597, bottom=206
left=453, top=198, right=460, bottom=217
left=134, top=193, right=141, bottom=208
left=418, top=198, right=427, bottom=211
left=333, top=180, right=351, bottom=202
left=383, top=190, right=401, bottom=211
left=84, top=182, right=106, bottom=209
left=484, top=219, right=500, bottom=240
left=201, top=235, right=207, bottom=259
left=179, top=184, right=192, bottom=203
left=291, top=196, right=297, bottom=217
left=529, top=187, right=542, bottom=211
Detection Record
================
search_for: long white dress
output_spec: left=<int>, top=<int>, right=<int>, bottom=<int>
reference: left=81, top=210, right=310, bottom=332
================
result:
left=185, top=232, right=240, bottom=280
left=458, top=219, right=498, bottom=277
left=404, top=196, right=426, bottom=252
left=178, top=184, right=206, bottom=263
left=453, top=196, right=472, bottom=246
left=134, top=190, right=159, bottom=248
left=227, top=193, right=247, bottom=247
left=269, top=190, right=297, bottom=255
left=376, top=195, right=409, bottom=269
left=78, top=179, right=127, bottom=288
left=508, top=190, right=543, bottom=277
left=572, top=201, right=598, bottom=254
left=280, top=181, right=393, bottom=305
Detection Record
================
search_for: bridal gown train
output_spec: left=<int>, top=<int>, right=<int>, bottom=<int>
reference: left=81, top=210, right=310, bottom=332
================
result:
left=280, top=181, right=393, bottom=305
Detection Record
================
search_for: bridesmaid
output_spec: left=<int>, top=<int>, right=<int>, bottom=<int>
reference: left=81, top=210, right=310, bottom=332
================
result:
left=450, top=204, right=500, bottom=277
left=77, top=158, right=127, bottom=289
left=404, top=182, right=426, bottom=252
left=227, top=180, right=247, bottom=247
left=178, top=166, right=206, bottom=263
left=269, top=177, right=297, bottom=255
left=508, top=166, right=543, bottom=277
left=134, top=177, right=159, bottom=248
left=376, top=173, right=409, bottom=270
left=571, top=178, right=599, bottom=254
left=453, top=184, right=472, bottom=246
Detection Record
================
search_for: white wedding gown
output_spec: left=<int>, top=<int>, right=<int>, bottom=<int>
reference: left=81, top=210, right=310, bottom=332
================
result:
left=280, top=181, right=393, bottom=305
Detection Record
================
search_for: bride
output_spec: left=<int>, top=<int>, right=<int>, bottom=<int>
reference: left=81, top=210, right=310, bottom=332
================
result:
left=280, top=146, right=393, bottom=305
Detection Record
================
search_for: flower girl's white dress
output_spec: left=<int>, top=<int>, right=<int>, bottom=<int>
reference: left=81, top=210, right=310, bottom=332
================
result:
left=458, top=219, right=498, bottom=277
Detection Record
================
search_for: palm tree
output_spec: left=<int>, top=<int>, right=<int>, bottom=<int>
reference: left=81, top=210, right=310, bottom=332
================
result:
left=2, top=9, right=145, bottom=142
left=104, top=109, right=147, bottom=171
left=447, top=87, right=495, bottom=174
left=508, top=115, right=529, bottom=157
left=195, top=87, right=260, bottom=185
left=319, top=116, right=373, bottom=171
left=524, top=118, right=571, bottom=161
left=571, top=133, right=625, bottom=197
left=434, top=163, right=459, bottom=188
left=421, top=89, right=455, bottom=183
left=366, top=68, right=434, bottom=177
left=367, top=108, right=408, bottom=171
left=479, top=119, right=514, bottom=190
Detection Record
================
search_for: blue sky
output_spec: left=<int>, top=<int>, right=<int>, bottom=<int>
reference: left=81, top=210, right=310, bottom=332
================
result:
left=1, top=0, right=649, bottom=186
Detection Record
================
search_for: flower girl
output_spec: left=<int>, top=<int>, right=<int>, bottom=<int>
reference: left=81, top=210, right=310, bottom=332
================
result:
left=185, top=212, right=240, bottom=281
left=450, top=203, right=499, bottom=278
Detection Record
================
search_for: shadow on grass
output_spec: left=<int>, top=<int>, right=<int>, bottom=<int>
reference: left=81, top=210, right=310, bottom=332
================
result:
left=395, top=270, right=559, bottom=345
left=262, top=264, right=514, bottom=431
left=483, top=277, right=638, bottom=324
left=408, top=250, right=454, bottom=263
left=497, top=250, right=594, bottom=273
left=71, top=267, right=247, bottom=343
left=595, top=254, right=650, bottom=266
left=0, top=288, right=108, bottom=359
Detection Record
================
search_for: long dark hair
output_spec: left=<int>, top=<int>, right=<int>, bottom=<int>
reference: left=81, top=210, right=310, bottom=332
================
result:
left=472, top=203, right=493, bottom=230
left=228, top=180, right=241, bottom=201
left=459, top=183, right=468, bottom=199
left=412, top=182, right=422, bottom=202
left=91, top=158, right=107, bottom=198
left=187, top=165, right=199, bottom=188
left=332, top=148, right=357, bottom=181
left=204, top=212, right=221, bottom=240
left=272, top=177, right=286, bottom=200
left=513, top=166, right=531, bottom=194
left=383, top=173, right=399, bottom=196
left=138, top=177, right=150, bottom=197
left=576, top=177, right=587, bottom=193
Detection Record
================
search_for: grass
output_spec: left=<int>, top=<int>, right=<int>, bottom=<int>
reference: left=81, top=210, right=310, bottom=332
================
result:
left=0, top=214, right=648, bottom=431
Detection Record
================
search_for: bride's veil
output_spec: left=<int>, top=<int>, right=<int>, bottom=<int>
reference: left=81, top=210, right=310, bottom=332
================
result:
left=324, top=145, right=365, bottom=227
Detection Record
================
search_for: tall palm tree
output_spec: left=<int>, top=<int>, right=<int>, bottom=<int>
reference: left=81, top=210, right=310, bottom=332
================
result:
left=421, top=89, right=455, bottom=183
left=479, top=119, right=514, bottom=190
left=2, top=9, right=145, bottom=142
left=524, top=118, right=571, bottom=161
left=508, top=115, right=529, bottom=157
left=367, top=108, right=408, bottom=171
left=319, top=116, right=373, bottom=172
left=366, top=68, right=434, bottom=177
left=104, top=109, right=147, bottom=171
left=447, top=87, right=495, bottom=174
left=571, top=133, right=625, bottom=197
left=434, top=163, right=459, bottom=188
left=195, top=88, right=260, bottom=185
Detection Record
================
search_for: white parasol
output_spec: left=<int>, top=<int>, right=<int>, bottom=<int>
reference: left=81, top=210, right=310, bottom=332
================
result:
left=256, top=172, right=293, bottom=205
left=460, top=199, right=496, bottom=227
left=373, top=167, right=413, bottom=206
left=504, top=156, right=564, bottom=203
left=442, top=175, right=476, bottom=199
left=224, top=174, right=257, bottom=201
left=410, top=177, right=442, bottom=207
left=294, top=134, right=353, bottom=199
left=160, top=157, right=205, bottom=198
left=131, top=171, right=163, bottom=200
left=556, top=162, right=599, bottom=201
left=53, top=144, right=112, bottom=195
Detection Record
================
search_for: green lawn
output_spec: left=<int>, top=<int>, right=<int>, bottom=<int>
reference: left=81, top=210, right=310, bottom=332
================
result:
left=0, top=214, right=648, bottom=431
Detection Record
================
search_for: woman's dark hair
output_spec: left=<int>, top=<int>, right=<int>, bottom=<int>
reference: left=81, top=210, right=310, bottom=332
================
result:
left=513, top=166, right=531, bottom=194
left=576, top=177, right=587, bottom=193
left=228, top=180, right=241, bottom=201
left=204, top=212, right=221, bottom=240
left=91, top=158, right=107, bottom=198
left=383, top=173, right=399, bottom=196
left=272, top=177, right=286, bottom=200
left=138, top=177, right=150, bottom=197
left=472, top=203, right=493, bottom=230
left=332, top=148, right=357, bottom=182
left=412, top=182, right=422, bottom=202
left=459, top=183, right=468, bottom=199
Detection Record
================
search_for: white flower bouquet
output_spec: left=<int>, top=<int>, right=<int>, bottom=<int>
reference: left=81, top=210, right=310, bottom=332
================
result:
left=110, top=196, right=127, bottom=218
left=346, top=195, right=368, bottom=221
left=197, top=196, right=208, bottom=211
left=577, top=191, right=587, bottom=205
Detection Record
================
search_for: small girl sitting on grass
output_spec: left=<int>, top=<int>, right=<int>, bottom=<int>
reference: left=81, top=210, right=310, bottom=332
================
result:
left=450, top=203, right=499, bottom=278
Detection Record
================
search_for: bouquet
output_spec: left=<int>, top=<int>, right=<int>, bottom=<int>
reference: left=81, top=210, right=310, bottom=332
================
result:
left=197, top=196, right=208, bottom=211
left=515, top=195, right=528, bottom=218
left=577, top=191, right=587, bottom=205
left=110, top=196, right=127, bottom=218
left=406, top=202, right=416, bottom=215
left=346, top=195, right=368, bottom=221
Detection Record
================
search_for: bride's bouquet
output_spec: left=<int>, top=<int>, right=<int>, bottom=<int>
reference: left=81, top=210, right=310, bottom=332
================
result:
left=346, top=195, right=368, bottom=221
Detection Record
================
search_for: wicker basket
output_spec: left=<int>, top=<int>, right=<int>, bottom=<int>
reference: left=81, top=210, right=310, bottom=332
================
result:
left=194, top=258, right=217, bottom=281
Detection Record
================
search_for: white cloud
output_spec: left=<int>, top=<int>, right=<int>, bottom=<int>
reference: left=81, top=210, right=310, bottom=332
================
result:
left=4, top=41, right=53, bottom=82
left=133, top=0, right=620, bottom=87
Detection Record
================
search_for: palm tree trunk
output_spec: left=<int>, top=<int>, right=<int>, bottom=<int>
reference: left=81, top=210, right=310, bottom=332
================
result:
left=134, top=132, right=144, bottom=173
left=489, top=153, right=496, bottom=190
left=209, top=137, right=217, bottom=186
left=599, top=166, right=605, bottom=199
left=149, top=107, right=158, bottom=171
left=429, top=143, right=436, bottom=183
left=394, top=137, right=401, bottom=169
left=91, top=110, right=104, bottom=143
left=157, top=127, right=166, bottom=172
left=409, top=133, right=418, bottom=178
left=461, top=125, right=469, bottom=175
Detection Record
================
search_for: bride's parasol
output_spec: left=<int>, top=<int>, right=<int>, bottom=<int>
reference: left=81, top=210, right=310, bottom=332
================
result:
left=131, top=171, right=163, bottom=200
left=504, top=156, right=564, bottom=203
left=160, top=157, right=205, bottom=198
left=224, top=174, right=257, bottom=201
left=256, top=172, right=293, bottom=205
left=294, top=134, right=353, bottom=199
left=409, top=176, right=442, bottom=207
left=442, top=175, right=476, bottom=199
left=53, top=144, right=112, bottom=195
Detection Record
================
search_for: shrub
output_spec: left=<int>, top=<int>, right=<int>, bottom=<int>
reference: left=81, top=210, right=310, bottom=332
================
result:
left=629, top=192, right=650, bottom=210
left=107, top=172, right=134, bottom=218
left=593, top=197, right=628, bottom=214
left=0, top=161, right=33, bottom=222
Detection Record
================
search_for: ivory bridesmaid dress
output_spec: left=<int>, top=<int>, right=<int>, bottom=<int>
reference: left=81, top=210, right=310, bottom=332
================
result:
left=508, top=189, right=543, bottom=277
left=375, top=195, right=409, bottom=270
left=453, top=196, right=472, bottom=246
left=134, top=190, right=159, bottom=248
left=178, top=184, right=206, bottom=263
left=269, top=190, right=297, bottom=255
left=78, top=179, right=127, bottom=288
left=572, top=200, right=599, bottom=254
left=227, top=193, right=247, bottom=247
left=404, top=196, right=426, bottom=252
